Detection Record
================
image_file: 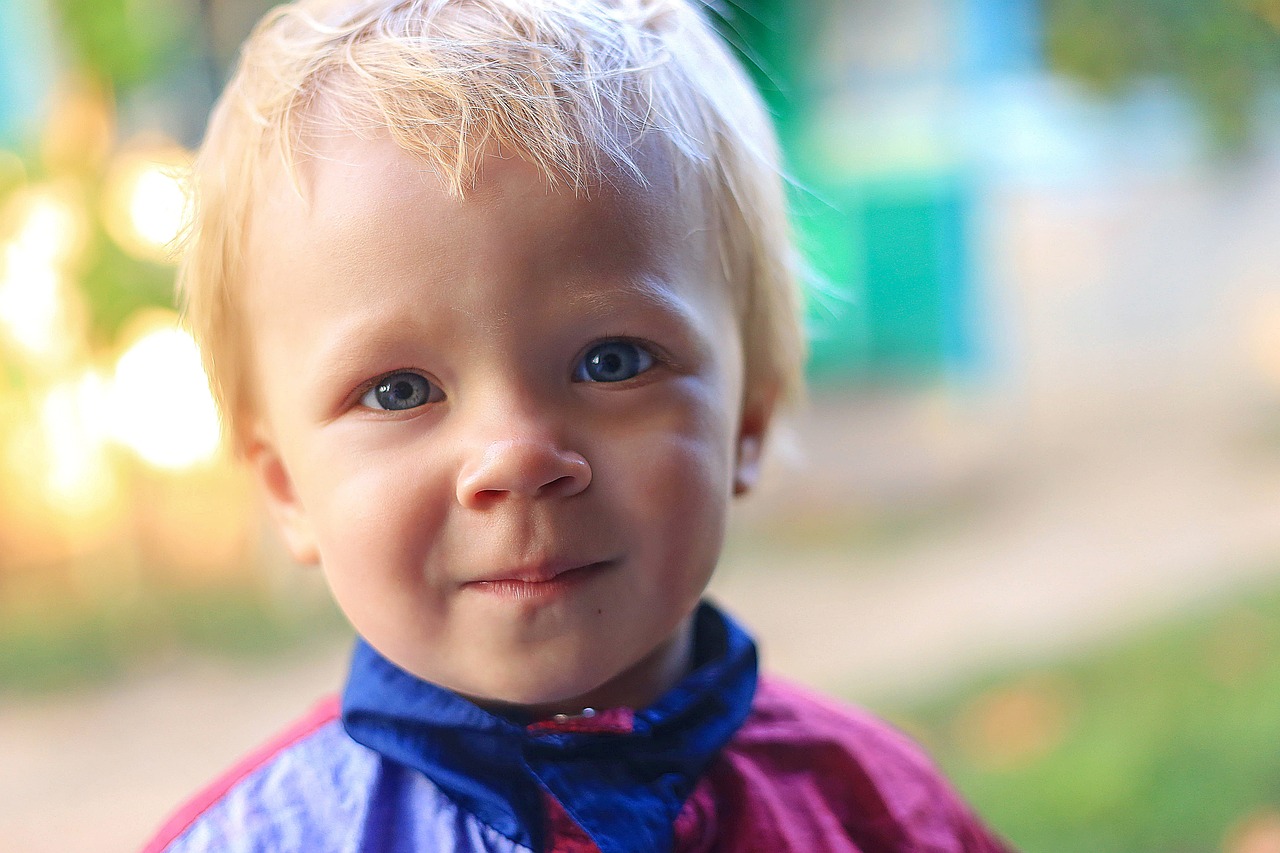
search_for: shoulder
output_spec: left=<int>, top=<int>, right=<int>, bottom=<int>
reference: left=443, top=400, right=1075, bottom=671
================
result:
left=142, top=697, right=531, bottom=853
left=141, top=697, right=373, bottom=852
left=707, top=675, right=1013, bottom=852
left=739, top=675, right=941, bottom=779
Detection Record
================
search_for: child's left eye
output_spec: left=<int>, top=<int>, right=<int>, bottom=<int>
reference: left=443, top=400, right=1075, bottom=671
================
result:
left=573, top=341, right=655, bottom=383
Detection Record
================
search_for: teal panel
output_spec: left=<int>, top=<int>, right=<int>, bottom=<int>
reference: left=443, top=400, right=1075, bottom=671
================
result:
left=862, top=180, right=954, bottom=367
left=801, top=175, right=974, bottom=382
left=701, top=0, right=980, bottom=384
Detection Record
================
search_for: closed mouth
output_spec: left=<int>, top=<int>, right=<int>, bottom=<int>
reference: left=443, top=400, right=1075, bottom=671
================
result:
left=465, top=560, right=611, bottom=599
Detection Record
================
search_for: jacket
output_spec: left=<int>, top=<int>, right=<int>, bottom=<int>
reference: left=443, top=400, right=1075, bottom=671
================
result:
left=143, top=603, right=1012, bottom=852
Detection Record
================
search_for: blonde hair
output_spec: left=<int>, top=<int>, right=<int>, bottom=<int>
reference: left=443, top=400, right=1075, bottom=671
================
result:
left=182, top=0, right=805, bottom=453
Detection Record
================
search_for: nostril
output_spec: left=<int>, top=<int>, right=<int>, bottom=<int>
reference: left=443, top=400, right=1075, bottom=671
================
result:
left=468, top=488, right=505, bottom=509
left=541, top=474, right=578, bottom=497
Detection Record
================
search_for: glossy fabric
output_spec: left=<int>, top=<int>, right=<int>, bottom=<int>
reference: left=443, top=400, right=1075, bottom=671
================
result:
left=144, top=603, right=1012, bottom=853
left=151, top=718, right=528, bottom=852
left=342, top=603, right=756, bottom=853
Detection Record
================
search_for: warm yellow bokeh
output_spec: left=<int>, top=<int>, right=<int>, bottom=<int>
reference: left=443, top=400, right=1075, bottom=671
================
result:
left=109, top=312, right=222, bottom=470
left=40, top=76, right=115, bottom=174
left=101, top=140, right=191, bottom=264
left=0, top=309, right=236, bottom=567
left=39, top=371, right=117, bottom=515
left=1, top=368, right=125, bottom=562
left=0, top=182, right=89, bottom=360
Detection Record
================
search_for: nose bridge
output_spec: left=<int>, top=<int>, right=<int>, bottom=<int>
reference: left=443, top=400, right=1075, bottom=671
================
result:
left=455, top=382, right=590, bottom=505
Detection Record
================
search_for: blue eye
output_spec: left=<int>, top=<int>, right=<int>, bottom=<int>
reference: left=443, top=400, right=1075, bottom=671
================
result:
left=575, top=341, right=655, bottom=383
left=360, top=372, right=440, bottom=411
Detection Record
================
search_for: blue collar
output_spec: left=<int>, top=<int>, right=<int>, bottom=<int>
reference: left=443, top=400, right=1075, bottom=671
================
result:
left=341, top=602, right=758, bottom=853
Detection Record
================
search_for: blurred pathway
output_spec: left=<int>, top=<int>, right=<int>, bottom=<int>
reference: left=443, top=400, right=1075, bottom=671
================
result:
left=716, top=398, right=1280, bottom=702
left=0, top=647, right=350, bottom=853
left=4, top=394, right=1280, bottom=852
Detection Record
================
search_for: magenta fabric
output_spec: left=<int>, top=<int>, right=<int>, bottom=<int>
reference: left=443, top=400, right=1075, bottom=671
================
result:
left=673, top=677, right=1013, bottom=852
left=142, top=604, right=1013, bottom=852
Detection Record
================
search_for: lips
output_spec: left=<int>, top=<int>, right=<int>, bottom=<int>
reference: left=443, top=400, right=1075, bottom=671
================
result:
left=464, top=559, right=611, bottom=598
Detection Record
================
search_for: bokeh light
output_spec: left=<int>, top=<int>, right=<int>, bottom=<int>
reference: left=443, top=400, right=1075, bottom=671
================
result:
left=0, top=183, right=88, bottom=358
left=101, top=142, right=191, bottom=263
left=108, top=317, right=221, bottom=470
left=38, top=371, right=116, bottom=515
left=39, top=78, right=114, bottom=174
left=952, top=675, right=1076, bottom=772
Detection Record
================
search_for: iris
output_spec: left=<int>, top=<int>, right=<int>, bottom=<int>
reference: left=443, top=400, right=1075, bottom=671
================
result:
left=576, top=341, right=653, bottom=383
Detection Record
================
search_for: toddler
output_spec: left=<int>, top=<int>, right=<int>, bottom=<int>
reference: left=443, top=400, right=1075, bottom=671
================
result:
left=144, top=1, right=1013, bottom=850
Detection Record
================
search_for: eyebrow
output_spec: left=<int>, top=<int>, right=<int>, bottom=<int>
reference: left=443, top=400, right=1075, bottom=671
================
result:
left=567, top=275, right=705, bottom=327
left=304, top=312, right=426, bottom=394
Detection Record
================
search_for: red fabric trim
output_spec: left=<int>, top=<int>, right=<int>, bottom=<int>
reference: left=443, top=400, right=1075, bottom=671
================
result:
left=542, top=790, right=604, bottom=853
left=526, top=707, right=635, bottom=735
left=139, top=695, right=341, bottom=853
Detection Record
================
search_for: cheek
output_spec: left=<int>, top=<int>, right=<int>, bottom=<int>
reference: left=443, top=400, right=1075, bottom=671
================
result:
left=608, top=381, right=738, bottom=571
left=298, top=450, right=457, bottom=650
left=299, top=444, right=452, bottom=572
left=612, top=377, right=736, bottom=477
left=645, top=426, right=734, bottom=509
left=650, top=433, right=731, bottom=579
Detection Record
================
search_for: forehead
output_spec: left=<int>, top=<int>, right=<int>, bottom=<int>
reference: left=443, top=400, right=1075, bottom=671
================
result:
left=246, top=129, right=710, bottom=279
left=243, top=129, right=721, bottom=308
left=240, top=130, right=727, bottom=351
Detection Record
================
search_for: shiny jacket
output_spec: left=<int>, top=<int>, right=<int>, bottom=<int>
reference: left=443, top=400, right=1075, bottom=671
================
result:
left=143, top=604, right=1012, bottom=853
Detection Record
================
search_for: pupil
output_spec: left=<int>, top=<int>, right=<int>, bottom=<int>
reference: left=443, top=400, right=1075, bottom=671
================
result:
left=393, top=381, right=413, bottom=400
left=601, top=353, right=622, bottom=374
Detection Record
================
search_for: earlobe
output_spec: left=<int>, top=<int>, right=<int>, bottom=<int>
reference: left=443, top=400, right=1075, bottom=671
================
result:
left=246, top=431, right=320, bottom=565
left=733, top=387, right=777, bottom=496
left=733, top=434, right=763, bottom=495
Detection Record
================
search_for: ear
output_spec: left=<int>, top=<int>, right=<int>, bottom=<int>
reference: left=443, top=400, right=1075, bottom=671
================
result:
left=245, top=429, right=320, bottom=565
left=733, top=385, right=778, bottom=496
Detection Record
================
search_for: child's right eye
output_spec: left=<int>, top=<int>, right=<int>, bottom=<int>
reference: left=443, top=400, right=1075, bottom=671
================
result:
left=360, top=372, right=443, bottom=411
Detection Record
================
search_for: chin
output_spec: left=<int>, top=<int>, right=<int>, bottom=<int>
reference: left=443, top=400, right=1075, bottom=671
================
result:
left=459, top=657, right=622, bottom=715
left=496, top=674, right=611, bottom=711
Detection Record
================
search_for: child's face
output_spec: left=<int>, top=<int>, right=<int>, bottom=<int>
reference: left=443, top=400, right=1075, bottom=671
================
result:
left=242, top=132, right=770, bottom=712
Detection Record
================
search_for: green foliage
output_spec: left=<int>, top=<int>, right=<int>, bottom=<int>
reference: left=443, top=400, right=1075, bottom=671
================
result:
left=0, top=582, right=349, bottom=693
left=888, top=578, right=1280, bottom=853
left=1044, top=0, right=1280, bottom=145
left=79, top=222, right=178, bottom=346
left=48, top=0, right=197, bottom=90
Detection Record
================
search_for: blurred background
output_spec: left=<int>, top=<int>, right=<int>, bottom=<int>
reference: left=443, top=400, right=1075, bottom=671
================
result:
left=2, top=0, right=1280, bottom=850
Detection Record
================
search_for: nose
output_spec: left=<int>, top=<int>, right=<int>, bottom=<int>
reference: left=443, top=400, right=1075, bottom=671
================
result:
left=456, top=436, right=592, bottom=508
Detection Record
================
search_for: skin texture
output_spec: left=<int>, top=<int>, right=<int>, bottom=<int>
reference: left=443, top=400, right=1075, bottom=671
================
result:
left=242, top=132, right=773, bottom=716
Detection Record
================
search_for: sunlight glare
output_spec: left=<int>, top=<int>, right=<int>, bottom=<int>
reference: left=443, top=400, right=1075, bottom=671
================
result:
left=129, top=164, right=188, bottom=249
left=109, top=325, right=222, bottom=470
left=38, top=372, right=117, bottom=515
left=0, top=244, right=61, bottom=355
left=0, top=186, right=85, bottom=357
left=103, top=144, right=191, bottom=263
left=17, top=189, right=84, bottom=260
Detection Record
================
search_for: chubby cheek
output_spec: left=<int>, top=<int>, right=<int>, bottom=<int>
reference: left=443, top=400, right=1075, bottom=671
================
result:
left=297, top=444, right=453, bottom=616
left=617, top=384, right=738, bottom=599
